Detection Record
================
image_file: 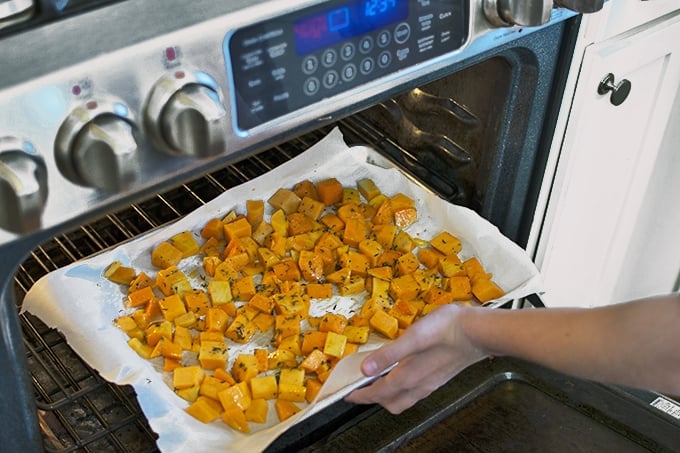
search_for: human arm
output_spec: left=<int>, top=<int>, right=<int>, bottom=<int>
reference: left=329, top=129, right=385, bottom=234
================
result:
left=345, top=293, right=680, bottom=414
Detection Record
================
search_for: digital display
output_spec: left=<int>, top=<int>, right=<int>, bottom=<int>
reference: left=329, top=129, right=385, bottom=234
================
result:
left=293, top=0, right=409, bottom=55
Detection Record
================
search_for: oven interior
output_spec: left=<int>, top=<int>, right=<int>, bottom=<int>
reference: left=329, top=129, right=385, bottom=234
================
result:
left=10, top=15, right=680, bottom=452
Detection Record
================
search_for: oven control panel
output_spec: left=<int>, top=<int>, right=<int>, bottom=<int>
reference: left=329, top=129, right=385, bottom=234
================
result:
left=228, top=0, right=468, bottom=131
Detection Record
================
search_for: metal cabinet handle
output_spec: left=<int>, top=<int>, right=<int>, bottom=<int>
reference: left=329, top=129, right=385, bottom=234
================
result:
left=597, top=73, right=632, bottom=106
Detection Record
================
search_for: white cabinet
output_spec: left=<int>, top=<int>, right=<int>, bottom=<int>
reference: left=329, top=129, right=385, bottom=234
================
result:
left=533, top=8, right=680, bottom=308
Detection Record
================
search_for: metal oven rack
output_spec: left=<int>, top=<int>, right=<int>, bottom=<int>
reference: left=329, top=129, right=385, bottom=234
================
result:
left=14, top=125, right=338, bottom=452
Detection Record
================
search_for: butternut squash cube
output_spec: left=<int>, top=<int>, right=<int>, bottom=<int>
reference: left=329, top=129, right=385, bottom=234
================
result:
left=472, top=278, right=505, bottom=303
left=323, top=331, right=348, bottom=358
left=250, top=375, right=278, bottom=400
left=173, top=365, right=205, bottom=390
left=268, top=188, right=302, bottom=214
left=293, top=179, right=319, bottom=200
left=343, top=325, right=370, bottom=344
left=218, top=381, right=252, bottom=412
left=169, top=231, right=200, bottom=258
left=151, top=242, right=183, bottom=269
left=267, top=349, right=298, bottom=370
left=316, top=177, right=343, bottom=206
left=305, top=378, right=324, bottom=404
left=430, top=231, right=463, bottom=255
left=232, top=354, right=260, bottom=383
left=297, top=196, right=325, bottom=220
left=156, top=266, right=191, bottom=297
left=225, top=314, right=257, bottom=344
left=127, top=285, right=155, bottom=308
left=369, top=310, right=399, bottom=339
left=159, top=294, right=186, bottom=322
left=245, top=398, right=269, bottom=424
left=186, top=396, right=223, bottom=423
left=275, top=399, right=301, bottom=422
left=205, top=282, right=231, bottom=310
left=199, top=341, right=228, bottom=371
left=221, top=406, right=251, bottom=433
left=104, top=261, right=136, bottom=285
left=301, top=330, right=328, bottom=355
left=246, top=199, right=265, bottom=226
left=223, top=217, right=252, bottom=242
left=318, top=313, right=347, bottom=334
left=299, top=349, right=327, bottom=372
left=357, top=177, right=381, bottom=201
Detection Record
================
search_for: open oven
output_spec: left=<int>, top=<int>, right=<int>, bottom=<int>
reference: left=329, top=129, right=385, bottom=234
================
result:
left=2, top=0, right=680, bottom=451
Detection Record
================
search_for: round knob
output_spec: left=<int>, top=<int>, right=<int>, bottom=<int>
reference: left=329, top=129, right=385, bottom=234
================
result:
left=0, top=137, right=48, bottom=234
left=597, top=73, right=631, bottom=106
left=145, top=69, right=228, bottom=158
left=55, top=99, right=140, bottom=191
left=483, top=0, right=552, bottom=27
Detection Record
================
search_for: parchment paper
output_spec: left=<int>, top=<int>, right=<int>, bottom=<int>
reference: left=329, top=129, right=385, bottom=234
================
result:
left=22, top=127, right=543, bottom=452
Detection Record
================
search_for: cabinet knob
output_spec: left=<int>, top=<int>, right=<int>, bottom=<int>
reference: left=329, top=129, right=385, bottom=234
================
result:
left=597, top=73, right=631, bottom=106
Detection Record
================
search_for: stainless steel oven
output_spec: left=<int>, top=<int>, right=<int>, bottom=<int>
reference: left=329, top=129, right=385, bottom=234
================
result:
left=9, top=1, right=680, bottom=452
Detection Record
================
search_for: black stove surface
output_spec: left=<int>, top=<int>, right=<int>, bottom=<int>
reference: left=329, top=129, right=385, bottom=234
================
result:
left=266, top=357, right=680, bottom=452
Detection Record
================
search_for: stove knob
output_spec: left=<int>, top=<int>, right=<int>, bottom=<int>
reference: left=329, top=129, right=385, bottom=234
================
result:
left=483, top=0, right=552, bottom=27
left=55, top=99, right=139, bottom=192
left=145, top=69, right=228, bottom=158
left=0, top=137, right=48, bottom=234
left=554, top=0, right=604, bottom=14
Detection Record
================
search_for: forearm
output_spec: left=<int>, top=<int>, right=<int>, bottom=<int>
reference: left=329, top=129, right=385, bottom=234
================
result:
left=460, top=293, right=680, bottom=394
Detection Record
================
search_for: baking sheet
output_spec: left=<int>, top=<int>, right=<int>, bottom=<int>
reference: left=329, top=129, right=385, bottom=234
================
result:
left=22, top=127, right=543, bottom=452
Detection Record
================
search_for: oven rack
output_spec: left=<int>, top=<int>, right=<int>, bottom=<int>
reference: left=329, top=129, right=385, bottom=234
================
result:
left=13, top=125, right=338, bottom=452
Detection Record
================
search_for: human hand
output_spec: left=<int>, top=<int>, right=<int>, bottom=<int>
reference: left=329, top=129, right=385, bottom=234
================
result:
left=345, top=304, right=488, bottom=414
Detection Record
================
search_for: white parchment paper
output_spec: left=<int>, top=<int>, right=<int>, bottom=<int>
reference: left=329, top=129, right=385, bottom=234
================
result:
left=22, top=128, right=542, bottom=452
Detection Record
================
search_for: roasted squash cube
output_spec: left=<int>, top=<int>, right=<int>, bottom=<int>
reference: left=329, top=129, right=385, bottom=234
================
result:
left=323, top=331, right=348, bottom=358
left=275, top=399, right=301, bottom=422
left=199, top=341, right=228, bottom=370
left=232, top=354, right=259, bottom=383
left=245, top=398, right=269, bottom=424
left=221, top=406, right=250, bottom=433
left=218, top=381, right=252, bottom=412
left=173, top=365, right=205, bottom=390
left=369, top=310, right=399, bottom=339
left=430, top=231, right=462, bottom=255
left=186, top=396, right=222, bottom=423
left=169, top=231, right=200, bottom=258
left=151, top=241, right=183, bottom=269
left=159, top=294, right=186, bottom=322
left=250, top=375, right=278, bottom=400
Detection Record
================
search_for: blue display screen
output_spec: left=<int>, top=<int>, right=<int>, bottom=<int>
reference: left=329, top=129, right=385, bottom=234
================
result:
left=293, top=0, right=409, bottom=55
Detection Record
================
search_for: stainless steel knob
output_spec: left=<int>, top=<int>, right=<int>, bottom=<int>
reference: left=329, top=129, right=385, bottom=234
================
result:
left=55, top=99, right=139, bottom=191
left=145, top=69, right=228, bottom=157
left=597, top=73, right=631, bottom=106
left=483, top=0, right=552, bottom=27
left=554, top=0, right=604, bottom=14
left=0, top=137, right=47, bottom=234
left=0, top=0, right=34, bottom=30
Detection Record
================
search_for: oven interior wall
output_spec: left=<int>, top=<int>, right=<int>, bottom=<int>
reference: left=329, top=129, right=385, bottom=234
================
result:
left=344, top=17, right=579, bottom=247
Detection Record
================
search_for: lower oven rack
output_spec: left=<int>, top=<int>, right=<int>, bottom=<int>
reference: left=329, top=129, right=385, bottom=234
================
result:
left=14, top=125, right=342, bottom=452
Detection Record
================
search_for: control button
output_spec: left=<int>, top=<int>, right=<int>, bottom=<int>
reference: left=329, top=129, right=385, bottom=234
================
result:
left=55, top=98, right=139, bottom=192
left=145, top=68, right=229, bottom=157
left=341, top=63, right=357, bottom=82
left=394, top=23, right=411, bottom=44
left=378, top=51, right=392, bottom=68
left=359, top=36, right=374, bottom=54
left=322, top=70, right=339, bottom=89
left=340, top=42, right=355, bottom=61
left=377, top=30, right=391, bottom=48
left=322, top=49, right=338, bottom=68
left=302, top=55, right=319, bottom=75
left=303, top=77, right=320, bottom=96
left=0, top=136, right=47, bottom=233
left=360, top=57, right=374, bottom=75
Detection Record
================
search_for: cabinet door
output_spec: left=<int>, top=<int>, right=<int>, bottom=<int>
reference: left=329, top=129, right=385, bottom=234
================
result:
left=537, top=13, right=680, bottom=308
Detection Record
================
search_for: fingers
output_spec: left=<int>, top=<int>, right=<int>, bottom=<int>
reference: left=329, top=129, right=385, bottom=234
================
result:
left=360, top=308, right=454, bottom=377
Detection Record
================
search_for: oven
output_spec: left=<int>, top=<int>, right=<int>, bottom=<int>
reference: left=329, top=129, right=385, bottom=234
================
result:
left=4, top=0, right=679, bottom=452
